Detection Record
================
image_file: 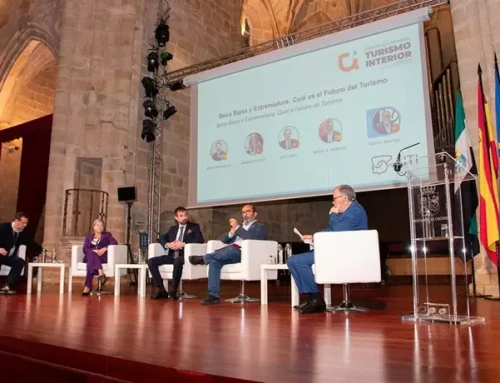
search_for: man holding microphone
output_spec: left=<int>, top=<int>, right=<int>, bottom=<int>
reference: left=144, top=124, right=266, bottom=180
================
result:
left=287, top=185, right=368, bottom=314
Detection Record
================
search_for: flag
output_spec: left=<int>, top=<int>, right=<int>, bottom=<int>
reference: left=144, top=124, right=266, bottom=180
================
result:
left=477, top=65, right=499, bottom=265
left=495, top=53, right=500, bottom=157
left=454, top=91, right=480, bottom=256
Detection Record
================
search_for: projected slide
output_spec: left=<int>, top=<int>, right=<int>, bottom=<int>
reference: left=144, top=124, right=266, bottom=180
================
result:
left=191, top=19, right=433, bottom=205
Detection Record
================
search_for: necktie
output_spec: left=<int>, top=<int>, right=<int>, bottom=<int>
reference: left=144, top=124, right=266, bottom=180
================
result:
left=174, top=226, right=185, bottom=259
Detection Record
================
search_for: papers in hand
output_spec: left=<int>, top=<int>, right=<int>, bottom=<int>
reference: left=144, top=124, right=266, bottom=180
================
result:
left=293, top=227, right=314, bottom=248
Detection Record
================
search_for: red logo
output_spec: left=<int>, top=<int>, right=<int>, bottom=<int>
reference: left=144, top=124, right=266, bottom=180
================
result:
left=338, top=52, right=359, bottom=72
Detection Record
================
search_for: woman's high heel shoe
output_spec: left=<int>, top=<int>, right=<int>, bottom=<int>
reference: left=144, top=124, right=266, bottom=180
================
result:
left=82, top=290, right=90, bottom=296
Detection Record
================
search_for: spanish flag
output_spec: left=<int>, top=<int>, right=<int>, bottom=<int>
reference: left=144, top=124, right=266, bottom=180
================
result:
left=478, top=65, right=499, bottom=265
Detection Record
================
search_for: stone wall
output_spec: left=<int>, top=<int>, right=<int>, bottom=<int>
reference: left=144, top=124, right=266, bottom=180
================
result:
left=0, top=0, right=62, bottom=128
left=42, top=0, right=246, bottom=267
left=450, top=0, right=500, bottom=297
left=0, top=139, right=22, bottom=222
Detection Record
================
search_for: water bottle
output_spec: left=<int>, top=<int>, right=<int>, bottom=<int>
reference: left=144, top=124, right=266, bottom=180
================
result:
left=41, top=248, right=47, bottom=263
left=52, top=247, right=57, bottom=263
left=137, top=248, right=143, bottom=264
left=277, top=244, right=284, bottom=264
left=285, top=243, right=292, bottom=263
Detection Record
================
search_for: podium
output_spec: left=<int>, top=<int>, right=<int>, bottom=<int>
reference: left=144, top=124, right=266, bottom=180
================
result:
left=400, top=152, right=484, bottom=325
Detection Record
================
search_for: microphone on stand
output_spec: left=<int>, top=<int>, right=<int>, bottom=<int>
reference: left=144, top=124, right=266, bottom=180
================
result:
left=393, top=142, right=420, bottom=173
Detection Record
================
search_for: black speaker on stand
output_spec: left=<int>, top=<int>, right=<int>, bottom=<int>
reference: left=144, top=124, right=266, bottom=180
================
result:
left=118, top=186, right=138, bottom=285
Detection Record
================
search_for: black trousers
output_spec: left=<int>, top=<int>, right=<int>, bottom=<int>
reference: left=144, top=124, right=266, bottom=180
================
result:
left=147, top=255, right=184, bottom=292
left=0, top=255, right=25, bottom=287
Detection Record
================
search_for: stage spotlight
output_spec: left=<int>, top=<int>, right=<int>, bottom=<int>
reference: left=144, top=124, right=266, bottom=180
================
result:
left=161, top=51, right=173, bottom=66
left=141, top=77, right=158, bottom=98
left=141, top=119, right=157, bottom=142
left=143, top=99, right=158, bottom=118
left=168, top=81, right=186, bottom=91
left=163, top=103, right=177, bottom=120
left=155, top=20, right=170, bottom=47
left=147, top=51, right=159, bottom=72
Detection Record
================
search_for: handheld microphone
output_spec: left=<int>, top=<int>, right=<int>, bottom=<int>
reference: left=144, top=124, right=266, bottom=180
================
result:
left=393, top=142, right=420, bottom=173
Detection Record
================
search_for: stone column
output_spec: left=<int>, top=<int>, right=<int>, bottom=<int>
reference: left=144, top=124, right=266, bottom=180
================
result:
left=451, top=0, right=500, bottom=297
left=44, top=0, right=148, bottom=264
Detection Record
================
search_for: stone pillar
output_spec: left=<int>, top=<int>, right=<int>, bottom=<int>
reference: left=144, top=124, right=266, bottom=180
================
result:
left=451, top=0, right=500, bottom=297
left=44, top=0, right=148, bottom=264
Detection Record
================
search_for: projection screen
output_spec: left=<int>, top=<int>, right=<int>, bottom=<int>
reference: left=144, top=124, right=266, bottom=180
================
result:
left=186, top=8, right=434, bottom=208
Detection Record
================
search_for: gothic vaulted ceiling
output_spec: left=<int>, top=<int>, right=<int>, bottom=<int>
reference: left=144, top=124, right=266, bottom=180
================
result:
left=241, top=0, right=382, bottom=44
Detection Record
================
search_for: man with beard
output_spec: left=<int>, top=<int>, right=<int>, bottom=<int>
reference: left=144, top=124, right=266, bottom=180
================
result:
left=148, top=207, right=204, bottom=300
left=189, top=204, right=267, bottom=305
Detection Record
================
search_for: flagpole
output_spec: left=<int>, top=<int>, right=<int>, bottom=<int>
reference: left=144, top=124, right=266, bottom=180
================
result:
left=484, top=57, right=500, bottom=300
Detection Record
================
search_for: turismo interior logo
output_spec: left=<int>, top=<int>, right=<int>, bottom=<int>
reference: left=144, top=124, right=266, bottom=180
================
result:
left=338, top=52, right=359, bottom=72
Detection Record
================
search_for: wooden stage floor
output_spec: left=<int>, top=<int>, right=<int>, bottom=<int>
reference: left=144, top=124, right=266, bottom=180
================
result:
left=0, top=282, right=500, bottom=383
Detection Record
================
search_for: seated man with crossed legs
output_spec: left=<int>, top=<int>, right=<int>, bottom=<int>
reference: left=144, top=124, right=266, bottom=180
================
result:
left=189, top=204, right=267, bottom=305
left=287, top=185, right=368, bottom=314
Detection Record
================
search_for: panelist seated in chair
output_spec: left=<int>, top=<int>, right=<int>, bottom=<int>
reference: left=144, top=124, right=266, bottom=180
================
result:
left=190, top=204, right=267, bottom=305
left=82, top=219, right=118, bottom=296
left=287, top=184, right=367, bottom=314
left=148, top=206, right=204, bottom=300
left=0, top=212, right=42, bottom=295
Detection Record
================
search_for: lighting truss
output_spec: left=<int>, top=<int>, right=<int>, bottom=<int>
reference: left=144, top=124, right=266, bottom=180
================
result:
left=147, top=0, right=172, bottom=244
left=161, top=0, right=449, bottom=87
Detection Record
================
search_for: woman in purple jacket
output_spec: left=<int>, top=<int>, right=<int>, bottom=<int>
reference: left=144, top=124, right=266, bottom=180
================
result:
left=82, top=219, right=118, bottom=296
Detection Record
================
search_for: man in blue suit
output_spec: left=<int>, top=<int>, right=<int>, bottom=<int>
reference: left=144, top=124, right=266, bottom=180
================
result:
left=189, top=204, right=267, bottom=305
left=148, top=206, right=204, bottom=300
left=287, top=184, right=368, bottom=314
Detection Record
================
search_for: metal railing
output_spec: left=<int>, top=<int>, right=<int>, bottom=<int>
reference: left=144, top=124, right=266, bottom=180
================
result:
left=162, top=0, right=449, bottom=87
left=62, top=189, right=109, bottom=237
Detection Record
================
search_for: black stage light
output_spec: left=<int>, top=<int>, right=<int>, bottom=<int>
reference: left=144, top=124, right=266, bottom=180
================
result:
left=143, top=99, right=158, bottom=118
left=141, top=77, right=158, bottom=98
left=168, top=81, right=186, bottom=91
left=161, top=51, right=173, bottom=66
left=155, top=20, right=170, bottom=47
left=163, top=103, right=177, bottom=120
left=141, top=119, right=156, bottom=142
left=147, top=51, right=159, bottom=72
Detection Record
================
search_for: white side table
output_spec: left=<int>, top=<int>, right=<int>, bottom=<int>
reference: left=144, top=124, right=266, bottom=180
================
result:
left=115, top=264, right=148, bottom=297
left=27, top=262, right=65, bottom=294
left=260, top=264, right=299, bottom=307
left=260, top=264, right=332, bottom=308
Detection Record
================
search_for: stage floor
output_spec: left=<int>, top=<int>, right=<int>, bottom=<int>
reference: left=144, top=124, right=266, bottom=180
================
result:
left=0, top=282, right=500, bottom=382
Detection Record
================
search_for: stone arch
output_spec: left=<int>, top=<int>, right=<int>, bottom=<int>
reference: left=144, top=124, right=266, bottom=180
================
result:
left=0, top=25, right=59, bottom=91
left=0, top=35, right=58, bottom=128
left=241, top=0, right=276, bottom=45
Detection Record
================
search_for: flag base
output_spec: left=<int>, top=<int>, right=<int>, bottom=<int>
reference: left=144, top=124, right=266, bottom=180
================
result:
left=402, top=314, right=485, bottom=325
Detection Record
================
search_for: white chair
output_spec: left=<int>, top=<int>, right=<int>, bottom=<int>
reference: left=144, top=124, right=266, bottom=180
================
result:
left=207, top=239, right=278, bottom=303
left=69, top=245, right=128, bottom=294
left=147, top=242, right=207, bottom=298
left=0, top=245, right=26, bottom=276
left=313, top=230, right=381, bottom=312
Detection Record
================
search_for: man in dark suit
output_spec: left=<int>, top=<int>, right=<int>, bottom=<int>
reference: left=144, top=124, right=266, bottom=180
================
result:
left=279, top=128, right=299, bottom=150
left=147, top=206, right=204, bottom=300
left=287, top=185, right=368, bottom=314
left=0, top=212, right=42, bottom=294
left=189, top=204, right=267, bottom=305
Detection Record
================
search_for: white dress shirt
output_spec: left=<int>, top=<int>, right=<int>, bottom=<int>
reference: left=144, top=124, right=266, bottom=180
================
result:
left=8, top=223, right=20, bottom=256
left=175, top=224, right=187, bottom=242
left=228, top=221, right=255, bottom=246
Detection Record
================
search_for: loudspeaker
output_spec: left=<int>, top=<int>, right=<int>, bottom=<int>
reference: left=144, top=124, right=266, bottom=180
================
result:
left=117, top=186, right=136, bottom=202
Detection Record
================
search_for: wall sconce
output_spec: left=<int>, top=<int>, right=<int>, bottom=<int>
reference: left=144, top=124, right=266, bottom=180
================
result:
left=8, top=146, right=19, bottom=153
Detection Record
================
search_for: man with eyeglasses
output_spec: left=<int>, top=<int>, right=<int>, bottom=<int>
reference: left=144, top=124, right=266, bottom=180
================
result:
left=189, top=204, right=267, bottom=305
left=287, top=185, right=367, bottom=314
